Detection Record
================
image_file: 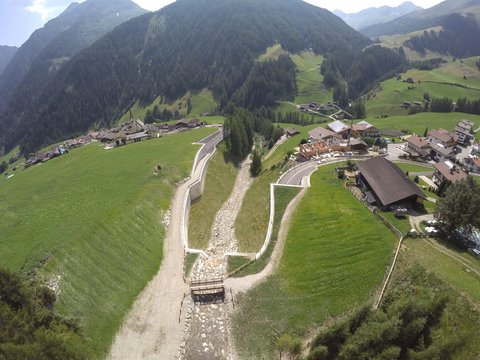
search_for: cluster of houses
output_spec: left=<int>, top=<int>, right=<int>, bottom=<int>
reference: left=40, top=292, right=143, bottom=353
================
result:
left=24, top=117, right=204, bottom=168
left=404, top=119, right=479, bottom=181
left=297, top=120, right=380, bottom=160
left=298, top=101, right=337, bottom=113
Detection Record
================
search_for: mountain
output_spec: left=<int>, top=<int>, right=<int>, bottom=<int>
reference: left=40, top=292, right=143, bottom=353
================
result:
left=361, top=0, right=480, bottom=38
left=0, top=46, right=18, bottom=77
left=334, top=2, right=422, bottom=31
left=1, top=0, right=389, bottom=154
left=0, top=0, right=147, bottom=113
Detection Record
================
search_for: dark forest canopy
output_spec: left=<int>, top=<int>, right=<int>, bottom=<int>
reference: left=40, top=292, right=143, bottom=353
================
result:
left=0, top=0, right=372, bottom=155
left=403, top=14, right=480, bottom=58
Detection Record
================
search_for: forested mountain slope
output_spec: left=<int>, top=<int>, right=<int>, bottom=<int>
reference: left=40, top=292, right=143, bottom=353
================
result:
left=1, top=0, right=375, bottom=154
left=361, top=0, right=480, bottom=38
left=0, top=0, right=146, bottom=113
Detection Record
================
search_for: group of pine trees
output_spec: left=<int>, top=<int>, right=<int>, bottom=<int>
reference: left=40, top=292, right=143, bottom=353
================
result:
left=404, top=14, right=480, bottom=58
left=306, top=266, right=464, bottom=360
left=428, top=97, right=480, bottom=115
left=0, top=269, right=86, bottom=359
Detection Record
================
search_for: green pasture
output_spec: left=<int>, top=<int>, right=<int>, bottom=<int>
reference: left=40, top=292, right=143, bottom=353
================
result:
left=0, top=127, right=215, bottom=357
left=367, top=112, right=480, bottom=139
left=365, top=58, right=480, bottom=116
left=188, top=142, right=238, bottom=250
left=232, top=164, right=397, bottom=358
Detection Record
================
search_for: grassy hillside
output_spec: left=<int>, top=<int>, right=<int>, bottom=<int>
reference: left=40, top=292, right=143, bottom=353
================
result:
left=380, top=27, right=448, bottom=61
left=0, top=128, right=215, bottom=357
left=365, top=57, right=480, bottom=117
left=188, top=143, right=238, bottom=250
left=189, top=88, right=216, bottom=116
left=232, top=164, right=397, bottom=358
left=235, top=123, right=319, bottom=253
left=384, top=238, right=480, bottom=359
left=367, top=112, right=480, bottom=139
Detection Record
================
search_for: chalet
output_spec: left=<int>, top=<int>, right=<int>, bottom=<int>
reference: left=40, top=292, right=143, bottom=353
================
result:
left=308, top=127, right=342, bottom=145
left=352, top=121, right=380, bottom=138
left=403, top=101, right=411, bottom=108
left=357, top=157, right=426, bottom=208
left=121, top=119, right=145, bottom=134
left=430, top=143, right=455, bottom=162
left=299, top=141, right=329, bottom=160
left=99, top=131, right=117, bottom=143
left=432, top=160, right=468, bottom=187
left=328, top=120, right=354, bottom=139
left=428, top=129, right=457, bottom=148
left=126, top=131, right=150, bottom=143
left=405, top=135, right=430, bottom=158
left=114, top=132, right=127, bottom=147
left=285, top=128, right=300, bottom=137
left=345, top=138, right=369, bottom=153
left=455, top=120, right=475, bottom=145
left=176, top=118, right=201, bottom=129
left=464, top=156, right=480, bottom=174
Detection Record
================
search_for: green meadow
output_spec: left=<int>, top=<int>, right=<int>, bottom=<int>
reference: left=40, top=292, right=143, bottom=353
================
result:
left=386, top=239, right=480, bottom=359
left=0, top=128, right=215, bottom=357
left=233, top=164, right=397, bottom=358
left=235, top=123, right=319, bottom=253
left=365, top=57, right=480, bottom=117
left=188, top=142, right=238, bottom=250
left=290, top=51, right=332, bottom=105
left=367, top=112, right=480, bottom=139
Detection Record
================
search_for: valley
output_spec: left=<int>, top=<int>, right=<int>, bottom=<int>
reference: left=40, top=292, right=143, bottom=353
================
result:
left=1, top=0, right=480, bottom=359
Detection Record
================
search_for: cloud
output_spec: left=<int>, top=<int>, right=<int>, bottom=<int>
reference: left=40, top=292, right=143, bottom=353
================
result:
left=10, top=0, right=76, bottom=21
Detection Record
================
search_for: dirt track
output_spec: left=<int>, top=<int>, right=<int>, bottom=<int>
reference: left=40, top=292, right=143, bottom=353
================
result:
left=108, top=155, right=212, bottom=360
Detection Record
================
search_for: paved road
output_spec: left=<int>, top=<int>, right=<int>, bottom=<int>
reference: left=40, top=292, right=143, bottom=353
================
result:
left=278, top=162, right=319, bottom=186
left=195, top=129, right=223, bottom=169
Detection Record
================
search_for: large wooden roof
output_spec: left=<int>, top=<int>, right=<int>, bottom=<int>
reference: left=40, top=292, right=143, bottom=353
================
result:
left=358, top=157, right=426, bottom=207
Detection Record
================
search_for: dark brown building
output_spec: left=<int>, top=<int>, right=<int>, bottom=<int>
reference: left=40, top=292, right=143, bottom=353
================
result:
left=357, top=157, right=426, bottom=207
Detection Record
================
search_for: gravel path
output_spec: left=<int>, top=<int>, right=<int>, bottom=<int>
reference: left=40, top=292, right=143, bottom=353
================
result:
left=182, top=159, right=253, bottom=360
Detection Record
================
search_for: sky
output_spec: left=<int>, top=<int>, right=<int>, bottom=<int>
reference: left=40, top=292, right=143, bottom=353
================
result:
left=1, top=0, right=445, bottom=47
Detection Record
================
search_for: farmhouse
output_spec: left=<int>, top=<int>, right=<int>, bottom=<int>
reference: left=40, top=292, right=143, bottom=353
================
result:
left=352, top=121, right=380, bottom=138
left=428, top=129, right=457, bottom=148
left=405, top=135, right=430, bottom=158
left=432, top=160, right=468, bottom=187
left=357, top=157, right=426, bottom=208
left=328, top=120, right=356, bottom=139
left=308, top=127, right=342, bottom=145
left=285, top=128, right=300, bottom=137
left=176, top=118, right=201, bottom=128
left=126, top=131, right=149, bottom=143
left=346, top=138, right=369, bottom=152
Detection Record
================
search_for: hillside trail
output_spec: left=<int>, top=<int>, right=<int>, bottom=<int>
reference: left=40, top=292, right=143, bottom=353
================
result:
left=225, top=187, right=306, bottom=293
left=181, top=158, right=253, bottom=360
left=107, top=155, right=212, bottom=360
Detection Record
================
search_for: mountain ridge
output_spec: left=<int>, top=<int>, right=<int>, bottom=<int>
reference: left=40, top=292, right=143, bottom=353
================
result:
left=361, top=0, right=480, bottom=38
left=334, top=1, right=422, bottom=31
left=0, top=0, right=147, bottom=113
